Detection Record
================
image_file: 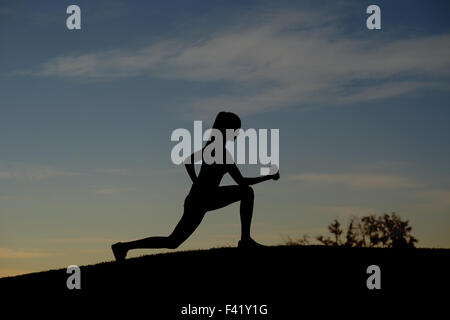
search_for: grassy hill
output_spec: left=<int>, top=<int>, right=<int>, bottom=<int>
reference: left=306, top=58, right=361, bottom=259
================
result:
left=1, top=245, right=449, bottom=317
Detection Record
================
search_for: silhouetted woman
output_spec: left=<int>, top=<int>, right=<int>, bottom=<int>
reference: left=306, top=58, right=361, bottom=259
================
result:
left=112, top=112, right=279, bottom=261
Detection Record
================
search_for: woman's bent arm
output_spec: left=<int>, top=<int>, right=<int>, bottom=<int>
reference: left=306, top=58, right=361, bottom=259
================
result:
left=229, top=164, right=279, bottom=186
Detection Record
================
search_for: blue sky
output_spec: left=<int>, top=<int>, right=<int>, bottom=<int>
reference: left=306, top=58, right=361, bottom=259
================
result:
left=1, top=0, right=450, bottom=277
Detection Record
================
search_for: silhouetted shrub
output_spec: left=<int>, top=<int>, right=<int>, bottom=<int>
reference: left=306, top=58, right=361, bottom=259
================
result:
left=344, top=217, right=359, bottom=247
left=285, top=235, right=310, bottom=246
left=315, top=213, right=417, bottom=248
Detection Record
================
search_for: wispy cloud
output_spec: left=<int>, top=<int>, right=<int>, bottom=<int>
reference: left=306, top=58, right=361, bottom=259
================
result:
left=94, top=167, right=179, bottom=177
left=312, top=205, right=378, bottom=217
left=290, top=172, right=420, bottom=189
left=89, top=185, right=136, bottom=195
left=355, top=160, right=411, bottom=171
left=20, top=8, right=450, bottom=115
left=0, top=268, right=32, bottom=278
left=0, top=164, right=178, bottom=181
left=35, top=236, right=115, bottom=245
left=417, top=190, right=450, bottom=206
left=0, top=164, right=82, bottom=180
left=95, top=168, right=133, bottom=176
left=0, top=248, right=52, bottom=259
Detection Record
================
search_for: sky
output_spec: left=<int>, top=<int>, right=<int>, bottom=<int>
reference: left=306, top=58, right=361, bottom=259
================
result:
left=0, top=0, right=449, bottom=277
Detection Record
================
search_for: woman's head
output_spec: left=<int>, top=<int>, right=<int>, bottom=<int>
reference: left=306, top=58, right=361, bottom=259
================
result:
left=212, top=112, right=241, bottom=140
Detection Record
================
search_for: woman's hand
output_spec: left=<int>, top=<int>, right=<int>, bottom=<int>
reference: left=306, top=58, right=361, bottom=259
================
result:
left=272, top=171, right=280, bottom=181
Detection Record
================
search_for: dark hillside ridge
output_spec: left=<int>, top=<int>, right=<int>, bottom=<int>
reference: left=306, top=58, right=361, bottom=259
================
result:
left=1, top=245, right=448, bottom=317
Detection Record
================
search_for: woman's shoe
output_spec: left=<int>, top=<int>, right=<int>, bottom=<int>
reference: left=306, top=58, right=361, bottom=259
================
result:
left=238, top=238, right=266, bottom=248
left=112, top=242, right=127, bottom=262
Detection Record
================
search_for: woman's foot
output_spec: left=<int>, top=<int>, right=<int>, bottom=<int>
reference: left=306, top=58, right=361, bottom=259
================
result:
left=112, top=242, right=127, bottom=262
left=238, top=238, right=266, bottom=248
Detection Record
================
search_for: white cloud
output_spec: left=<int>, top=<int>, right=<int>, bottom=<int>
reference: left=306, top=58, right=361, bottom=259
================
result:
left=290, top=172, right=419, bottom=189
left=22, top=9, right=450, bottom=115
left=36, top=40, right=180, bottom=79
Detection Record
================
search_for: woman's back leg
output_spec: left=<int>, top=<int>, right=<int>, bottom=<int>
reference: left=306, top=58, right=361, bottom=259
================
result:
left=113, top=209, right=205, bottom=260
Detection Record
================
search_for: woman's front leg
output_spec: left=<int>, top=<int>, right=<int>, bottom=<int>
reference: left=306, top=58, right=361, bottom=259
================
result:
left=205, top=185, right=255, bottom=241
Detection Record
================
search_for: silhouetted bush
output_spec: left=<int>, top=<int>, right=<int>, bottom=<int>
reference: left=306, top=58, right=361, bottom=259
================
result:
left=284, top=235, right=310, bottom=246
left=286, top=212, right=418, bottom=248
left=316, top=213, right=418, bottom=248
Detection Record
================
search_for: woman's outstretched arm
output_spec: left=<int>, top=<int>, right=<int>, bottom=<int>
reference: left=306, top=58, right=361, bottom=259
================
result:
left=229, top=164, right=280, bottom=186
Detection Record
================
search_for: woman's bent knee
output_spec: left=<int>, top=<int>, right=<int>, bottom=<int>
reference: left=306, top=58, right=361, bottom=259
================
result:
left=241, top=185, right=254, bottom=200
left=166, top=236, right=181, bottom=249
